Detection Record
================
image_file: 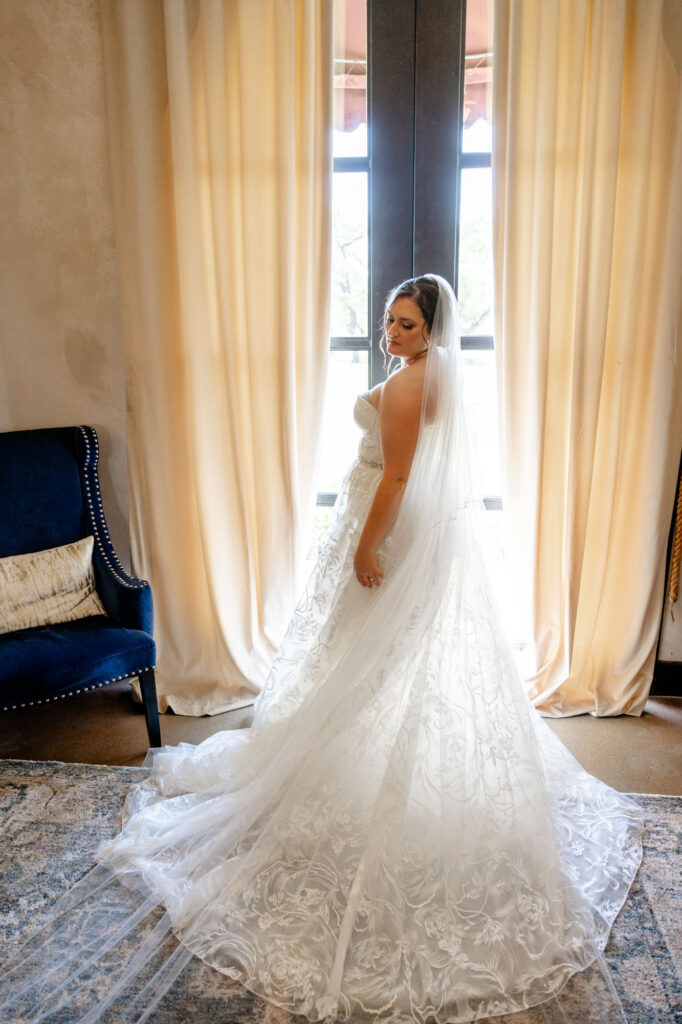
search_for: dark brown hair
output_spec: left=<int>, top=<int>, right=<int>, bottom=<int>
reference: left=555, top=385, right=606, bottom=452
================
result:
left=379, top=275, right=439, bottom=370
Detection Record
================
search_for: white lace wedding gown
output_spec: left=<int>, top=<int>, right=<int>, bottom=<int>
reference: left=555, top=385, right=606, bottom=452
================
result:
left=85, top=393, right=643, bottom=1023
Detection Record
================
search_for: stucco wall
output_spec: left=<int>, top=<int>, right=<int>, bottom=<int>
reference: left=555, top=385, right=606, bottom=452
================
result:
left=0, top=0, right=129, bottom=564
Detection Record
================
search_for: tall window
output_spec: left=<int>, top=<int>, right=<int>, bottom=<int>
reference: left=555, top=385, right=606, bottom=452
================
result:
left=457, top=1, right=506, bottom=577
left=314, top=0, right=500, bottom=547
left=314, top=0, right=370, bottom=540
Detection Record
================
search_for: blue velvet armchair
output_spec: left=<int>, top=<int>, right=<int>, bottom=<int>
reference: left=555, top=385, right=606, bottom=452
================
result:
left=0, top=426, right=161, bottom=748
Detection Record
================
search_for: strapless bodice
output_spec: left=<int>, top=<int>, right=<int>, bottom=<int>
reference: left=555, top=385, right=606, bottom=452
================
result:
left=352, top=395, right=383, bottom=469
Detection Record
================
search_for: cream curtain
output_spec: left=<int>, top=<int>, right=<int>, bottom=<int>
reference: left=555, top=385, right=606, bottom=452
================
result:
left=99, top=1, right=332, bottom=714
left=493, top=0, right=682, bottom=716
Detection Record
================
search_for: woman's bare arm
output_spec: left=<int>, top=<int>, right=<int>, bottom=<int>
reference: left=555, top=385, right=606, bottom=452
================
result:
left=353, top=371, right=423, bottom=587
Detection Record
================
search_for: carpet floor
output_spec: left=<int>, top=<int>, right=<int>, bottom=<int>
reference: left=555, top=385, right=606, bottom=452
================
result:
left=0, top=759, right=680, bottom=1023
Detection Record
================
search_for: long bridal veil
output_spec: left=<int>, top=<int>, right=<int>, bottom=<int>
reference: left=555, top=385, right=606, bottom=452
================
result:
left=0, top=276, right=642, bottom=1023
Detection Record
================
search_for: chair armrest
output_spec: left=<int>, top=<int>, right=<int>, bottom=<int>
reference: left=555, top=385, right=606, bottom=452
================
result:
left=77, top=427, right=154, bottom=635
left=93, top=549, right=154, bottom=633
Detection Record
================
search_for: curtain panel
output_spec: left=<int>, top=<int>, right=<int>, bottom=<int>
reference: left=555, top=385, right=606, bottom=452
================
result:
left=493, top=0, right=682, bottom=715
left=99, top=0, right=333, bottom=714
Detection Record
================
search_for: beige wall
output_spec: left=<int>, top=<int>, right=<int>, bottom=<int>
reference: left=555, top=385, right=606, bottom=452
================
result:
left=0, top=0, right=130, bottom=564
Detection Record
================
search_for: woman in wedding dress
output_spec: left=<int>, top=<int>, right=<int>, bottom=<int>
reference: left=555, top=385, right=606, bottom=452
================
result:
left=1, top=275, right=644, bottom=1024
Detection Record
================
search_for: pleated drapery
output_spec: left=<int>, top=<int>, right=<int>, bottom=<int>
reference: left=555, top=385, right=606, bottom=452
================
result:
left=493, top=0, right=682, bottom=716
left=99, top=1, right=333, bottom=714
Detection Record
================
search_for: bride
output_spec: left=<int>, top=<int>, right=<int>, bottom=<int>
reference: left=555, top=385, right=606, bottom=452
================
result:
left=1, top=275, right=643, bottom=1023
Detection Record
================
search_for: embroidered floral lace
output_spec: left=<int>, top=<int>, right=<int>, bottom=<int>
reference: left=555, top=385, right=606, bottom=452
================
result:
left=0, top=278, right=643, bottom=1024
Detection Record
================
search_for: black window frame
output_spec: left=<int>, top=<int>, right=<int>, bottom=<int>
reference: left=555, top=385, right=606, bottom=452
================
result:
left=321, top=0, right=500, bottom=512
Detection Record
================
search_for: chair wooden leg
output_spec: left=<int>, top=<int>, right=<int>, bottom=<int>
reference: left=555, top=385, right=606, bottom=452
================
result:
left=138, top=668, right=161, bottom=748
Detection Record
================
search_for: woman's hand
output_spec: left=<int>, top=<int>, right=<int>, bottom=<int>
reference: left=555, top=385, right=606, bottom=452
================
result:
left=354, top=544, right=384, bottom=588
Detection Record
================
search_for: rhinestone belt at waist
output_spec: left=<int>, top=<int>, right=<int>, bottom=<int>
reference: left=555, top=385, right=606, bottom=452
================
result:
left=358, top=455, right=383, bottom=469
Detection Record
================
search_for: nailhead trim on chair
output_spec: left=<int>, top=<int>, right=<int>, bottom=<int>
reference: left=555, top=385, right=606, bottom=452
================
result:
left=1, top=665, right=157, bottom=710
left=2, top=430, right=156, bottom=715
left=78, top=427, right=147, bottom=591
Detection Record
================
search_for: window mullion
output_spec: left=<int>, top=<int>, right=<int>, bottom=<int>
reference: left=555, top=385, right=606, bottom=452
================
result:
left=330, top=338, right=371, bottom=351
left=368, top=0, right=417, bottom=388
left=413, top=0, right=466, bottom=283
left=460, top=152, right=490, bottom=170
left=334, top=156, right=370, bottom=173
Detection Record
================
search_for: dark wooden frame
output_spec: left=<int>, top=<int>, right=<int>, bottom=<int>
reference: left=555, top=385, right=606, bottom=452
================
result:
left=368, top=0, right=467, bottom=385
left=324, top=1, right=501, bottom=507
left=331, top=0, right=469, bottom=385
left=138, top=669, right=162, bottom=748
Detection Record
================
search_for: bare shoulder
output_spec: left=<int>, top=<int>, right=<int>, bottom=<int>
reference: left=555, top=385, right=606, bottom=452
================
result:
left=376, top=364, right=425, bottom=470
left=379, top=361, right=425, bottom=412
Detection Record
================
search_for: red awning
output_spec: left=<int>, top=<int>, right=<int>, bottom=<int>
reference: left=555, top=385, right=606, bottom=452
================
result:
left=334, top=0, right=492, bottom=135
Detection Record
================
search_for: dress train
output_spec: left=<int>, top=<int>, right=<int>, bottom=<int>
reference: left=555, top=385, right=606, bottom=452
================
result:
left=0, top=392, right=643, bottom=1024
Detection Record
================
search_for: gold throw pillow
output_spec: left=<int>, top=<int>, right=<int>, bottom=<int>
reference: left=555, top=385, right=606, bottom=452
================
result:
left=0, top=536, right=106, bottom=634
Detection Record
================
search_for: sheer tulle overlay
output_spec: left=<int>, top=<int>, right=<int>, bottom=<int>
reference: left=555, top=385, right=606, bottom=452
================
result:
left=0, top=278, right=643, bottom=1023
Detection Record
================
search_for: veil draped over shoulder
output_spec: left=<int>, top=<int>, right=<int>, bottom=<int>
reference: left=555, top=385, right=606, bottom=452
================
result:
left=0, top=276, right=642, bottom=1024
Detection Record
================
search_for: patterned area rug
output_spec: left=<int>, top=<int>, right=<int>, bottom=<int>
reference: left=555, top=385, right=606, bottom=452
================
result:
left=0, top=759, right=679, bottom=1024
